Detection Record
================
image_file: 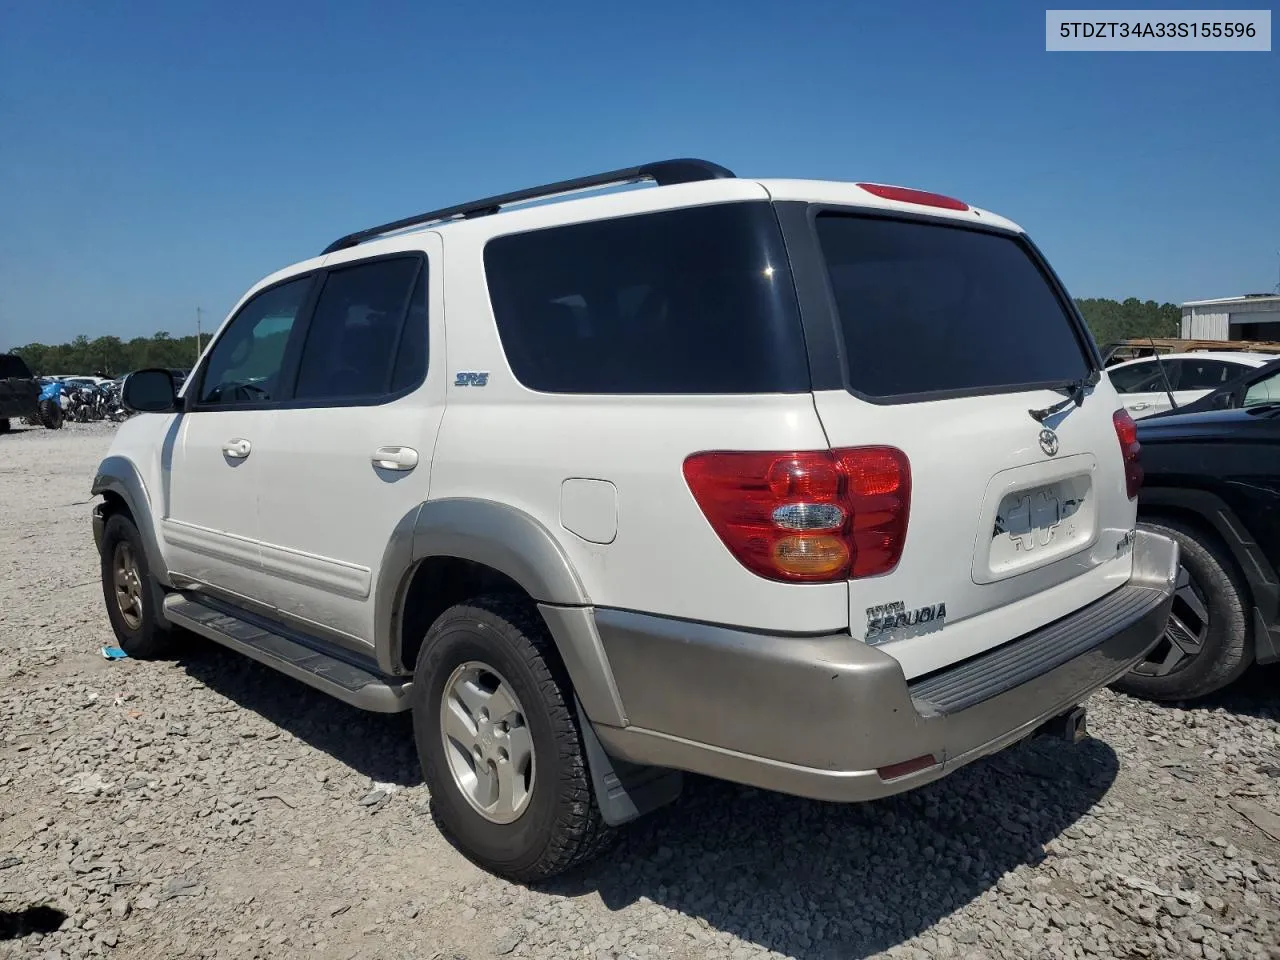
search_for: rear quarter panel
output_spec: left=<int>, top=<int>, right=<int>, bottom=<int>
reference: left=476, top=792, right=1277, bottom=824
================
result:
left=429, top=202, right=849, bottom=634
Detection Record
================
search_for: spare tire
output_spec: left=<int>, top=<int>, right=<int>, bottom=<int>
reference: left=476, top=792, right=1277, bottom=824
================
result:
left=39, top=398, right=63, bottom=429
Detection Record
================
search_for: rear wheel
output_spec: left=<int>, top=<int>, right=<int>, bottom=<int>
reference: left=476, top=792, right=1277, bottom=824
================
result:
left=99, top=513, right=173, bottom=658
left=39, top=399, right=63, bottom=429
left=1114, top=519, right=1251, bottom=701
left=0, top=418, right=9, bottom=434
left=412, top=595, right=611, bottom=881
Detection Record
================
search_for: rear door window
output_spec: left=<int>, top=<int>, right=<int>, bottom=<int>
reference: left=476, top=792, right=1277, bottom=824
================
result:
left=293, top=256, right=425, bottom=401
left=814, top=214, right=1092, bottom=399
left=1176, top=359, right=1240, bottom=391
left=484, top=202, right=808, bottom=394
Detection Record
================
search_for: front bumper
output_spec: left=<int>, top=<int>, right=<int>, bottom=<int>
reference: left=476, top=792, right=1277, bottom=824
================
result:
left=592, top=529, right=1178, bottom=802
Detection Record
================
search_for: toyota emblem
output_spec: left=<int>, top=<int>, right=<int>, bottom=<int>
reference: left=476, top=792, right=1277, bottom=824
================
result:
left=1038, top=428, right=1060, bottom=456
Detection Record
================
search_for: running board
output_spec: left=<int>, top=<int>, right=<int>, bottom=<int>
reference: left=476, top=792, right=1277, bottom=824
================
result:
left=162, top=594, right=412, bottom=713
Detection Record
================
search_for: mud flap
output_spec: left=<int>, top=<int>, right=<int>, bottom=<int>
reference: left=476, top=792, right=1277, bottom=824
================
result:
left=575, top=699, right=682, bottom=826
left=1254, top=608, right=1280, bottom=666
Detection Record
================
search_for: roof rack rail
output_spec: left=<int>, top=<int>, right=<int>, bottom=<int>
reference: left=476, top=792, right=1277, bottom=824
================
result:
left=321, top=157, right=735, bottom=255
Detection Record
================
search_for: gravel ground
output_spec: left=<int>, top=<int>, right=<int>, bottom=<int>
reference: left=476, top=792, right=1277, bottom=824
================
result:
left=1, top=422, right=1277, bottom=960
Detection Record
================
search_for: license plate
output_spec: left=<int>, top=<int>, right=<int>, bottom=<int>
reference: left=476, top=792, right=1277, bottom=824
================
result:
left=985, top=476, right=1094, bottom=577
left=995, top=483, right=1082, bottom=550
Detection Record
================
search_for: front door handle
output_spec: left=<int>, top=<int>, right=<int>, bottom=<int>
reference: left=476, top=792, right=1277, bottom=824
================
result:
left=1128, top=402, right=1152, bottom=411
left=222, top=438, right=252, bottom=459
left=372, top=446, right=419, bottom=471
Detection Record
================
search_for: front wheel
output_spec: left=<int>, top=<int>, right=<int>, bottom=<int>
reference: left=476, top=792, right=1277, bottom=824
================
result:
left=412, top=596, right=611, bottom=881
left=1114, top=519, right=1252, bottom=701
left=99, top=513, right=173, bottom=658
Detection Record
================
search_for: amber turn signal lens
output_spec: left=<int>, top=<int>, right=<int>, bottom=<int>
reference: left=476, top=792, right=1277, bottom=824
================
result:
left=771, top=535, right=849, bottom=576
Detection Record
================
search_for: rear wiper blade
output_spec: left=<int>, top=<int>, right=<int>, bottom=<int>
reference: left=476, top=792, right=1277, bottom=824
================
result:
left=1029, top=372, right=1100, bottom=424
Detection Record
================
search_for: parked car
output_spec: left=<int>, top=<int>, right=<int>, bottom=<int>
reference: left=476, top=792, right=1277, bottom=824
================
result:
left=0, top=353, right=40, bottom=434
left=1107, top=351, right=1273, bottom=419
left=1102, top=337, right=1280, bottom=366
left=1114, top=405, right=1280, bottom=701
left=94, top=159, right=1178, bottom=880
left=1147, top=356, right=1280, bottom=418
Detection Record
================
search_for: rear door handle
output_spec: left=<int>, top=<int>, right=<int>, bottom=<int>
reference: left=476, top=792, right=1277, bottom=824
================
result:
left=222, top=438, right=252, bottom=459
left=372, top=446, right=419, bottom=471
left=1128, top=402, right=1152, bottom=411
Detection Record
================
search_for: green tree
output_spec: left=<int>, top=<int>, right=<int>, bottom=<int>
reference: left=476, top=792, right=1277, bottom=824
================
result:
left=7, top=331, right=201, bottom=376
left=1075, top=298, right=1180, bottom=346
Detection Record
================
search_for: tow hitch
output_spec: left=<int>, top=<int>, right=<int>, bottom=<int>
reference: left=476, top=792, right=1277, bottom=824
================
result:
left=1036, top=705, right=1088, bottom=743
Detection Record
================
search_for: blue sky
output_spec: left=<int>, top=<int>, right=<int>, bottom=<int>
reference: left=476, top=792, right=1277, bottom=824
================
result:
left=1, top=0, right=1275, bottom=346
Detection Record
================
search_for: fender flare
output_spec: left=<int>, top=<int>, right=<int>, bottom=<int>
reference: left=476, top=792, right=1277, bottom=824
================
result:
left=1139, top=486, right=1280, bottom=630
left=91, top=455, right=171, bottom=588
left=373, top=498, right=626, bottom=725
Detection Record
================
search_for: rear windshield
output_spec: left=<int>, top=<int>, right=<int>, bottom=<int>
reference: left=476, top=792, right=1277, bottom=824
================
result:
left=815, top=214, right=1092, bottom=399
left=484, top=202, right=809, bottom=394
left=0, top=354, right=32, bottom=379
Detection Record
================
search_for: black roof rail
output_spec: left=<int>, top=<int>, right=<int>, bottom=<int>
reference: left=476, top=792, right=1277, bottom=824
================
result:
left=321, top=157, right=735, bottom=255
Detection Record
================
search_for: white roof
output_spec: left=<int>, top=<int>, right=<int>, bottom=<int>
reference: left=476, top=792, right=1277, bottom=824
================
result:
left=1110, top=351, right=1275, bottom=370
left=229, top=176, right=1028, bottom=330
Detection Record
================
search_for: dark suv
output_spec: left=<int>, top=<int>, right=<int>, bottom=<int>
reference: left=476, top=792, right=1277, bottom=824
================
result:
left=0, top=353, right=39, bottom=435
left=1117, top=403, right=1280, bottom=700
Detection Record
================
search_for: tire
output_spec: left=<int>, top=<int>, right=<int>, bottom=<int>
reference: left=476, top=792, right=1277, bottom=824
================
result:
left=1114, top=519, right=1252, bottom=701
left=99, top=512, right=173, bottom=658
left=412, top=595, right=612, bottom=881
left=0, top=418, right=9, bottom=434
left=39, top=399, right=63, bottom=429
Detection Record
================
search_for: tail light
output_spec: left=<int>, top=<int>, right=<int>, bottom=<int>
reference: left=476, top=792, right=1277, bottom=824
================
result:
left=682, top=447, right=911, bottom=583
left=1112, top=409, right=1143, bottom=499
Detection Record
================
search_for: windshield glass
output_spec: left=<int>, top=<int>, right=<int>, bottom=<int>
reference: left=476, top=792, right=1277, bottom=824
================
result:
left=1243, top=370, right=1280, bottom=407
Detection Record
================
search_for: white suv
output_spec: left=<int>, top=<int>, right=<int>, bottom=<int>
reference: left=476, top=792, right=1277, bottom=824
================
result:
left=94, top=159, right=1178, bottom=880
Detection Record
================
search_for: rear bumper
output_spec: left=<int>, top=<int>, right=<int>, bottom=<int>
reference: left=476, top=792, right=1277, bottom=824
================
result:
left=591, top=529, right=1178, bottom=802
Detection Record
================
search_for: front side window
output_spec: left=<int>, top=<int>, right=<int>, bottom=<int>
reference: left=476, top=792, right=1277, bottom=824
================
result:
left=294, top=257, right=425, bottom=401
left=199, top=276, right=311, bottom=405
left=1109, top=360, right=1170, bottom=394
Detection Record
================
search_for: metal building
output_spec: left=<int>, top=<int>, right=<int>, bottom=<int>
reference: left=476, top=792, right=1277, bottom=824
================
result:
left=1181, top=294, right=1280, bottom=341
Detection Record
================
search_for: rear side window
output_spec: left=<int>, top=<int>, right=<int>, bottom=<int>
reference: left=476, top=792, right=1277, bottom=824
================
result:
left=815, top=215, right=1091, bottom=399
left=294, top=257, right=425, bottom=401
left=484, top=202, right=808, bottom=394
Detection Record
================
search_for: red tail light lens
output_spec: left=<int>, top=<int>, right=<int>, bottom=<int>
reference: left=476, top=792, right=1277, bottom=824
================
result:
left=855, top=182, right=969, bottom=211
left=1112, top=409, right=1143, bottom=499
left=683, top=447, right=911, bottom=583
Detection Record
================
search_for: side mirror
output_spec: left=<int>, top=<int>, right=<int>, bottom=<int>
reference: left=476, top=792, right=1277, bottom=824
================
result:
left=121, top=368, right=178, bottom=413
